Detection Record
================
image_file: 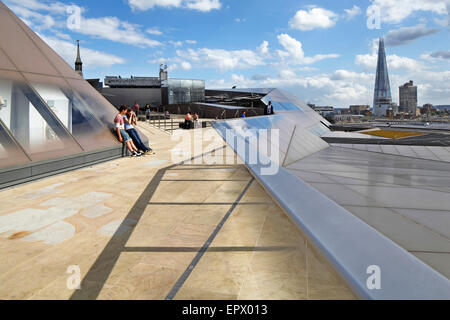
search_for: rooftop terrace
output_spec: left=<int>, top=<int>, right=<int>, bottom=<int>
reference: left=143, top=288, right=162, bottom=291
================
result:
left=0, top=124, right=354, bottom=300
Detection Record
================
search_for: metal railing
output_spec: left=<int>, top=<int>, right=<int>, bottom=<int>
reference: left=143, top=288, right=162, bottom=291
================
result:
left=148, top=115, right=177, bottom=135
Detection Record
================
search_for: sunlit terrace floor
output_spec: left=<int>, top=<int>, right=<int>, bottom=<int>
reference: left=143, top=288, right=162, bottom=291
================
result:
left=0, top=124, right=354, bottom=300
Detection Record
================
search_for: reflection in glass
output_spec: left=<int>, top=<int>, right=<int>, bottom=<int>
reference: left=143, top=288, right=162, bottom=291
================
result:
left=0, top=3, right=126, bottom=172
left=0, top=75, right=82, bottom=163
left=27, top=76, right=118, bottom=151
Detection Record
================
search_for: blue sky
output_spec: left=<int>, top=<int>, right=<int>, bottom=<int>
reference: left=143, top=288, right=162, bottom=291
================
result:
left=4, top=0, right=450, bottom=107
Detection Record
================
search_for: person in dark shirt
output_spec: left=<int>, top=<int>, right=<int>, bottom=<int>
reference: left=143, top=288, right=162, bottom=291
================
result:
left=267, top=101, right=274, bottom=115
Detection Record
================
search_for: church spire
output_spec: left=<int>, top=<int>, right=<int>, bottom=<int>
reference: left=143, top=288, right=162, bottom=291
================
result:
left=75, top=40, right=83, bottom=77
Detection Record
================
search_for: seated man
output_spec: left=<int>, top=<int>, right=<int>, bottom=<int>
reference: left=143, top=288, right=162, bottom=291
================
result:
left=114, top=106, right=142, bottom=157
left=184, top=112, right=193, bottom=129
left=124, top=108, right=153, bottom=154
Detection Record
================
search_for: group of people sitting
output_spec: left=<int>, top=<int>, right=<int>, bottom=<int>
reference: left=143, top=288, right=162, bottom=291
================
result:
left=184, top=112, right=199, bottom=129
left=114, top=105, right=153, bottom=157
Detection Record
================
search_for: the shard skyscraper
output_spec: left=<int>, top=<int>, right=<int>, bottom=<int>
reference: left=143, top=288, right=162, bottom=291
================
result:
left=373, top=38, right=392, bottom=117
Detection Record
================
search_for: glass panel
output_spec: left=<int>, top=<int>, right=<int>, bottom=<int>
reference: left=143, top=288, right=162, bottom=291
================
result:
left=0, top=8, right=59, bottom=76
left=25, top=74, right=120, bottom=151
left=309, top=123, right=330, bottom=137
left=0, top=119, right=30, bottom=168
left=168, top=79, right=181, bottom=88
left=65, top=79, right=119, bottom=128
left=192, top=80, right=205, bottom=89
left=180, top=80, right=193, bottom=88
left=0, top=70, right=82, bottom=162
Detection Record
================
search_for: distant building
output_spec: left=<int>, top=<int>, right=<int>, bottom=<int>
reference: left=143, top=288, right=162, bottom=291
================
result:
left=338, top=108, right=352, bottom=115
left=399, top=81, right=418, bottom=116
left=86, top=78, right=103, bottom=91
left=308, top=103, right=334, bottom=116
left=100, top=65, right=205, bottom=109
left=74, top=40, right=83, bottom=77
left=333, top=114, right=364, bottom=122
left=373, top=38, right=393, bottom=117
left=349, top=105, right=370, bottom=115
left=421, top=103, right=434, bottom=115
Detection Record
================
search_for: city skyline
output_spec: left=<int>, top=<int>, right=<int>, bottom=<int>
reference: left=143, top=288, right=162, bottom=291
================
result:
left=4, top=0, right=450, bottom=108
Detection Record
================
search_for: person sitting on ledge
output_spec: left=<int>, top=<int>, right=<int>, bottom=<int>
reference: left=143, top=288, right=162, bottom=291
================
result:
left=266, top=101, right=274, bottom=115
left=124, top=108, right=153, bottom=155
left=241, top=111, right=246, bottom=118
left=114, top=105, right=142, bottom=157
left=193, top=113, right=201, bottom=128
left=185, top=112, right=193, bottom=129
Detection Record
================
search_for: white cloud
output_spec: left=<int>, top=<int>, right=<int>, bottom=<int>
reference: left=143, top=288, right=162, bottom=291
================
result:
left=128, top=0, right=183, bottom=10
left=40, top=35, right=126, bottom=67
left=176, top=47, right=266, bottom=70
left=146, top=27, right=163, bottom=36
left=75, top=16, right=162, bottom=48
left=163, top=36, right=337, bottom=72
left=186, top=0, right=221, bottom=12
left=5, top=0, right=66, bottom=31
left=128, top=0, right=221, bottom=12
left=367, top=0, right=447, bottom=24
left=344, top=5, right=362, bottom=20
left=258, top=41, right=269, bottom=55
left=7, top=0, right=162, bottom=48
left=180, top=61, right=192, bottom=70
left=175, top=41, right=269, bottom=70
left=276, top=34, right=339, bottom=65
left=331, top=70, right=373, bottom=81
left=185, top=40, right=197, bottom=45
left=289, top=7, right=338, bottom=31
left=355, top=53, right=423, bottom=71
left=169, top=40, right=184, bottom=47
left=5, top=0, right=68, bottom=15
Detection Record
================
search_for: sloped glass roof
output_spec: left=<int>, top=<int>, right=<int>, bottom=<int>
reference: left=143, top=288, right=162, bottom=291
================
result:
left=213, top=88, right=331, bottom=168
left=0, top=2, right=121, bottom=169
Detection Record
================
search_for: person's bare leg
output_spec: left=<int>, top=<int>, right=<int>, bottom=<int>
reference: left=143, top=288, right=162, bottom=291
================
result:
left=130, top=141, right=139, bottom=152
left=126, top=141, right=134, bottom=153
